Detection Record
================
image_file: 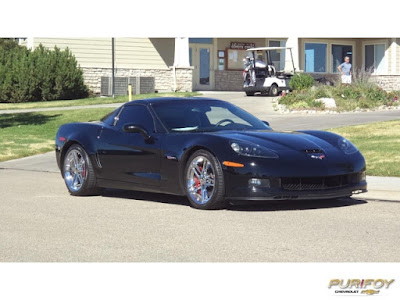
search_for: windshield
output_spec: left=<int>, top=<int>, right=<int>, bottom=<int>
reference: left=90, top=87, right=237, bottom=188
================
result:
left=151, top=100, right=271, bottom=132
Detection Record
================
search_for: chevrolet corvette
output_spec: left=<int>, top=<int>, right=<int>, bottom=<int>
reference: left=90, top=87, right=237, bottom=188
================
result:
left=55, top=97, right=367, bottom=209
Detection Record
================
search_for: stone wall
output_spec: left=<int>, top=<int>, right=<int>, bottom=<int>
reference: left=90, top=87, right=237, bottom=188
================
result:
left=82, top=67, right=192, bottom=94
left=370, top=75, right=400, bottom=91
left=174, top=68, right=193, bottom=92
left=215, top=70, right=243, bottom=91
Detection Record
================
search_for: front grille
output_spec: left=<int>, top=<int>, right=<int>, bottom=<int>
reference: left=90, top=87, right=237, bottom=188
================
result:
left=281, top=174, right=359, bottom=191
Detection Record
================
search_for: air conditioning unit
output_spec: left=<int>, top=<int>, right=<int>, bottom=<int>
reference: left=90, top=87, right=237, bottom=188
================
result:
left=100, top=77, right=155, bottom=96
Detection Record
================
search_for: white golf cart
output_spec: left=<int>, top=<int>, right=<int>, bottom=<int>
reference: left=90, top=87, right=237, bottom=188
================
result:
left=243, top=47, right=296, bottom=96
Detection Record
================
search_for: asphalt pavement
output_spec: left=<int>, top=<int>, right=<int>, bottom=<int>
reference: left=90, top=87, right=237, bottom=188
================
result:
left=1, top=165, right=399, bottom=262
left=1, top=91, right=400, bottom=262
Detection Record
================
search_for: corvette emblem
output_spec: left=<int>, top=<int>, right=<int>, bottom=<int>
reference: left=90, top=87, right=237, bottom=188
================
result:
left=310, top=154, right=325, bottom=160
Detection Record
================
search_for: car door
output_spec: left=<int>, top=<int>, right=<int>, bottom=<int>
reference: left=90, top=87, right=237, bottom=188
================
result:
left=97, top=104, right=161, bottom=187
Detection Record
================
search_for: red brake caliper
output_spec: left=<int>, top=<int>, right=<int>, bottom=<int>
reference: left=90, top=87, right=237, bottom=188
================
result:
left=82, top=160, right=86, bottom=177
left=194, top=164, right=202, bottom=194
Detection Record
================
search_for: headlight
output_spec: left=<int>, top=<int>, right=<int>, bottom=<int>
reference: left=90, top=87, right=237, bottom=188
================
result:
left=338, top=137, right=358, bottom=155
left=230, top=141, right=278, bottom=158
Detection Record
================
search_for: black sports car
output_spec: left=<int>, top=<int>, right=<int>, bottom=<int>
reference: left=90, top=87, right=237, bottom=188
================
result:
left=55, top=97, right=367, bottom=209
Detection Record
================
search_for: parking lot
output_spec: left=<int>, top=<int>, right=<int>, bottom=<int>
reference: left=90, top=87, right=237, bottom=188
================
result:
left=1, top=92, right=400, bottom=262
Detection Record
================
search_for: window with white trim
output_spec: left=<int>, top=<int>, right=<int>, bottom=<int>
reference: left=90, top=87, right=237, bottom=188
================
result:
left=332, top=44, right=353, bottom=73
left=365, top=44, right=387, bottom=74
left=304, top=43, right=327, bottom=72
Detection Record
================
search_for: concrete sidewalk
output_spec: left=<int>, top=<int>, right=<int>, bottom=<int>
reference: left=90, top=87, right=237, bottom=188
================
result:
left=0, top=102, right=122, bottom=115
left=1, top=151, right=399, bottom=202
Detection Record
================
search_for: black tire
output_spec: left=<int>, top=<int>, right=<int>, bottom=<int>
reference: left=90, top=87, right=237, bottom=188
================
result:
left=184, top=149, right=226, bottom=210
left=269, top=84, right=279, bottom=96
left=245, top=91, right=255, bottom=96
left=62, top=144, right=100, bottom=196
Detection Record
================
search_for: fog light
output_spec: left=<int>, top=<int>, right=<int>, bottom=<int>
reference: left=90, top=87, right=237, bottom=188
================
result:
left=248, top=178, right=271, bottom=188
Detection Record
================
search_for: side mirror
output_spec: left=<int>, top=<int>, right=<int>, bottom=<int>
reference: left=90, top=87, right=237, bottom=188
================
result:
left=123, top=124, right=151, bottom=140
left=262, top=120, right=270, bottom=127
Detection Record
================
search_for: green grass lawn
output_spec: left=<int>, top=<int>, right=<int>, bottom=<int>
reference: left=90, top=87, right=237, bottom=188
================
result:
left=330, top=120, right=400, bottom=177
left=0, top=92, right=201, bottom=110
left=0, top=108, right=114, bottom=162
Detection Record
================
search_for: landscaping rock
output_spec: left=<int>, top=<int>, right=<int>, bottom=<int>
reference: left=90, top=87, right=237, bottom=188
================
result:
left=315, top=97, right=337, bottom=109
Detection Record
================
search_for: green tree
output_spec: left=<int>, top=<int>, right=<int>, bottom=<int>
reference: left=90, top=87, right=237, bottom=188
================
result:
left=0, top=42, right=88, bottom=102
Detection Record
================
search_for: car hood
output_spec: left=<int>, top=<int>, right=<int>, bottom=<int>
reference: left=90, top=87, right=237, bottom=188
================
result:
left=210, top=130, right=337, bottom=152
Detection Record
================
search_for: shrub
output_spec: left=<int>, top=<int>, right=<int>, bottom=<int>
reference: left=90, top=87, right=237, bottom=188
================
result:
left=386, top=91, right=400, bottom=106
left=352, top=67, right=375, bottom=89
left=289, top=73, right=314, bottom=90
left=313, top=86, right=330, bottom=99
left=0, top=41, right=88, bottom=102
left=310, top=99, right=325, bottom=109
left=358, top=98, right=375, bottom=109
left=279, top=90, right=310, bottom=106
left=342, top=86, right=362, bottom=99
left=280, top=74, right=400, bottom=111
left=291, top=101, right=310, bottom=109
left=0, top=39, right=20, bottom=51
left=365, top=87, right=386, bottom=102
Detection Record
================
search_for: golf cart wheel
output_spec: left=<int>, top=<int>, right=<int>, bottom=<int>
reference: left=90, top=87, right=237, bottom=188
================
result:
left=269, top=84, right=279, bottom=96
left=184, top=150, right=226, bottom=210
left=245, top=91, right=255, bottom=96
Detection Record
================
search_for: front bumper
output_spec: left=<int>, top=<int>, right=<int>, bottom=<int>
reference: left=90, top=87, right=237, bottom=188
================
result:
left=224, top=171, right=367, bottom=201
left=225, top=182, right=367, bottom=201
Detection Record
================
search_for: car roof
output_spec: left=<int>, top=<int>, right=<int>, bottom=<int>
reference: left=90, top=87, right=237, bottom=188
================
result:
left=124, top=97, right=225, bottom=106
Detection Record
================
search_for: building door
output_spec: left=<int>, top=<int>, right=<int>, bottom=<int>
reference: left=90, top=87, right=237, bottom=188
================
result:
left=189, top=44, right=215, bottom=90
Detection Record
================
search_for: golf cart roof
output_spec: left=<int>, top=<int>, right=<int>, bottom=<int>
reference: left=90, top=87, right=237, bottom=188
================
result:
left=246, top=47, right=293, bottom=51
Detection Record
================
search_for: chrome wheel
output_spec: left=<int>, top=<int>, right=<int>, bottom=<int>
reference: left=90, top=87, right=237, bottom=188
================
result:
left=64, top=149, right=87, bottom=192
left=186, top=156, right=216, bottom=204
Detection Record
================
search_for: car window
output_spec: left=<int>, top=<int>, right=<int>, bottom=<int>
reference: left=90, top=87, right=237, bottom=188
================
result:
left=152, top=101, right=270, bottom=132
left=205, top=106, right=251, bottom=127
left=100, top=108, right=119, bottom=126
left=116, top=105, right=155, bottom=133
